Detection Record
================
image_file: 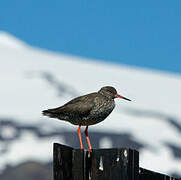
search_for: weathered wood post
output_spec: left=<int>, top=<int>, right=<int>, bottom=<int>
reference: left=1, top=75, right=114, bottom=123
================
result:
left=139, top=168, right=180, bottom=180
left=53, top=143, right=139, bottom=180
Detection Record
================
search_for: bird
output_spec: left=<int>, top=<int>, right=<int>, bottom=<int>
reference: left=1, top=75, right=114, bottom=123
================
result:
left=42, top=86, right=131, bottom=152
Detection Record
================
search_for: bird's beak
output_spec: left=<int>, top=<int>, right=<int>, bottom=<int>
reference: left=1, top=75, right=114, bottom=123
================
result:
left=115, top=94, right=131, bottom=101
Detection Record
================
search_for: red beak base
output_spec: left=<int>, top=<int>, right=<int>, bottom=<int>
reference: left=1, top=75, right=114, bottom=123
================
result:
left=115, top=94, right=131, bottom=101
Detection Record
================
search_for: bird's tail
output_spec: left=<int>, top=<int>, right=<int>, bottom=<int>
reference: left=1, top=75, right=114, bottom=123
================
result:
left=42, top=109, right=59, bottom=118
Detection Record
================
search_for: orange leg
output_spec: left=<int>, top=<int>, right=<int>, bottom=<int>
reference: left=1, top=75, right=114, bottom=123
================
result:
left=85, top=126, right=92, bottom=152
left=77, top=125, right=83, bottom=149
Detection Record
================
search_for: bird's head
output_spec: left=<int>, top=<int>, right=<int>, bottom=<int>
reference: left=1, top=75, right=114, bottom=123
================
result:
left=98, top=86, right=131, bottom=101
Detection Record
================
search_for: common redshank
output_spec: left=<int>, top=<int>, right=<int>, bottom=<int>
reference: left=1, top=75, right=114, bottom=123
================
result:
left=42, top=86, right=131, bottom=152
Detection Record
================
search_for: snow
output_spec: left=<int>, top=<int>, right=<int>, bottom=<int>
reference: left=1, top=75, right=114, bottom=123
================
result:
left=0, top=31, right=28, bottom=49
left=0, top=32, right=181, bottom=176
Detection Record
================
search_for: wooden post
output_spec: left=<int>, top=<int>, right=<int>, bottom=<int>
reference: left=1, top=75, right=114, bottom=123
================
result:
left=53, top=143, right=73, bottom=180
left=90, top=148, right=139, bottom=180
left=53, top=143, right=139, bottom=180
left=139, top=168, right=180, bottom=180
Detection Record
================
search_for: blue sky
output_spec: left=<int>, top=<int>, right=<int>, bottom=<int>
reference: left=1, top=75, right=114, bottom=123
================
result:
left=1, top=0, right=181, bottom=73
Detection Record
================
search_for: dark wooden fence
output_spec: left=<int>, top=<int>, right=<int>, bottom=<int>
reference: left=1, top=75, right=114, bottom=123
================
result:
left=53, top=143, right=180, bottom=180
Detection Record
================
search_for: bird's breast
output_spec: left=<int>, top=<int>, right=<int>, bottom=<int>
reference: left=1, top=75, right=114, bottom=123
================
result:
left=83, top=98, right=115, bottom=125
left=94, top=99, right=115, bottom=115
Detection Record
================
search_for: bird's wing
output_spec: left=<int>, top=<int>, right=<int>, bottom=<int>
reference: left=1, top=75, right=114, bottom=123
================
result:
left=47, top=93, right=96, bottom=116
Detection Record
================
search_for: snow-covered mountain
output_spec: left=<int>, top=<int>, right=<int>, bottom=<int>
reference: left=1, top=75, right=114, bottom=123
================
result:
left=0, top=32, right=181, bottom=177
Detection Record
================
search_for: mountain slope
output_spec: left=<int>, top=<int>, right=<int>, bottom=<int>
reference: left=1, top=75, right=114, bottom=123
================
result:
left=0, top=32, right=181, bottom=177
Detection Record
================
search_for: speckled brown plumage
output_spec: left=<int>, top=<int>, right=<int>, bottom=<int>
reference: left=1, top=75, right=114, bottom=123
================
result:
left=42, top=86, right=131, bottom=152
